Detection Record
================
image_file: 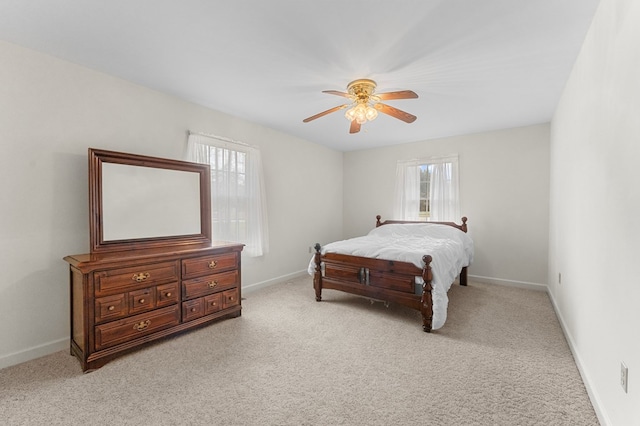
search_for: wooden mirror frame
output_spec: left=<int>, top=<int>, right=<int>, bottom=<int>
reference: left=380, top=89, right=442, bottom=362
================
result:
left=88, top=148, right=212, bottom=253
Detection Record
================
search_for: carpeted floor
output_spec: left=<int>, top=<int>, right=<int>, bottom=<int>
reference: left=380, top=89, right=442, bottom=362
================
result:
left=0, top=277, right=599, bottom=425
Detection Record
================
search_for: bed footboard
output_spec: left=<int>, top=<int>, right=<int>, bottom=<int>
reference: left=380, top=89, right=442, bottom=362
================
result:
left=313, top=244, right=436, bottom=332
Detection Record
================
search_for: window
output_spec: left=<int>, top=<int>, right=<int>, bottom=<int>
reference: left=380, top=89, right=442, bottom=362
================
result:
left=419, top=164, right=431, bottom=218
left=187, top=133, right=269, bottom=257
left=394, top=155, right=459, bottom=222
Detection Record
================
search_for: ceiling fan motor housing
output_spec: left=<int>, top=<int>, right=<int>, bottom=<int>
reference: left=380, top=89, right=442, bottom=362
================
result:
left=347, top=79, right=377, bottom=103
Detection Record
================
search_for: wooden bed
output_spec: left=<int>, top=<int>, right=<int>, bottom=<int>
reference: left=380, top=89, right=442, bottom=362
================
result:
left=312, top=215, right=469, bottom=332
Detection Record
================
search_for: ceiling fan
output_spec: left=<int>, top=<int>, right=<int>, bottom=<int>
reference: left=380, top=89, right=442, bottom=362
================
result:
left=302, top=79, right=418, bottom=134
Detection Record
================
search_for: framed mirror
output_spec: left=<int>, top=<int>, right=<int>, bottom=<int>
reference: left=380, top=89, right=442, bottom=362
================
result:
left=89, top=148, right=211, bottom=253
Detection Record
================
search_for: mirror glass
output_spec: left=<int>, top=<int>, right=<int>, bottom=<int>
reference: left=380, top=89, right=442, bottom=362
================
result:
left=102, top=163, right=201, bottom=241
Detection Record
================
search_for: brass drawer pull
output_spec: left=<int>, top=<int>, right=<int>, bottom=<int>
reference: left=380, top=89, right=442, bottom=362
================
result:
left=165, top=292, right=172, bottom=297
left=108, top=305, right=115, bottom=311
left=229, top=296, right=234, bottom=301
left=191, top=307, right=197, bottom=312
left=132, top=272, right=150, bottom=282
left=211, top=301, right=217, bottom=307
left=208, top=280, right=218, bottom=288
left=133, top=320, right=151, bottom=331
left=138, top=298, right=145, bottom=304
left=208, top=260, right=217, bottom=269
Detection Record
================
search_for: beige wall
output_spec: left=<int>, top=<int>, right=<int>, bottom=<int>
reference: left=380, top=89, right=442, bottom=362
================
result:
left=549, top=0, right=640, bottom=423
left=343, top=124, right=551, bottom=287
left=0, top=40, right=343, bottom=368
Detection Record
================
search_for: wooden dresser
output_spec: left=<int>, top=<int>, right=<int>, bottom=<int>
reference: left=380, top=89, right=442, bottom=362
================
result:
left=64, top=242, right=243, bottom=372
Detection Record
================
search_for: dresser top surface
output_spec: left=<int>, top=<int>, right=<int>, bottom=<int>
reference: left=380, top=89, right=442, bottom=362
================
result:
left=64, top=241, right=244, bottom=271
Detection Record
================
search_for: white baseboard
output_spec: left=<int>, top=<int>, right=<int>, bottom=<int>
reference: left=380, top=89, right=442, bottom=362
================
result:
left=242, top=270, right=308, bottom=295
left=546, top=291, right=610, bottom=426
left=0, top=338, right=68, bottom=370
left=468, top=274, right=548, bottom=291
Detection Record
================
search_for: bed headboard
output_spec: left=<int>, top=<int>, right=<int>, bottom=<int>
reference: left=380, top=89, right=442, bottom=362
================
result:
left=375, top=215, right=468, bottom=233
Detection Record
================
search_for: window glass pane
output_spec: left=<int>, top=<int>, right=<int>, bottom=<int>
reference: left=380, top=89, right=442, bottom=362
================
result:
left=419, top=164, right=431, bottom=217
left=237, top=153, right=245, bottom=174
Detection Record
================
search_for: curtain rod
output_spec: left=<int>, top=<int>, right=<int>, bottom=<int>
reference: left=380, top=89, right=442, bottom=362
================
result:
left=398, top=154, right=458, bottom=164
left=188, top=130, right=253, bottom=148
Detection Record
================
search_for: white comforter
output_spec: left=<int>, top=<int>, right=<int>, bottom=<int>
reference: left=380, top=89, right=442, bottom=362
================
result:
left=307, top=223, right=474, bottom=330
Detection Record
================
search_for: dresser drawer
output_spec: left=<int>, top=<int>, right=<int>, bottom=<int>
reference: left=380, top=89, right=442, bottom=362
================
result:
left=182, top=252, right=238, bottom=279
left=128, top=287, right=156, bottom=314
left=156, top=283, right=179, bottom=307
left=204, top=293, right=222, bottom=315
left=182, top=270, right=238, bottom=299
left=94, top=261, right=179, bottom=296
left=95, top=294, right=127, bottom=323
left=182, top=298, right=205, bottom=322
left=95, top=283, right=179, bottom=324
left=94, top=305, right=180, bottom=351
left=222, top=288, right=239, bottom=309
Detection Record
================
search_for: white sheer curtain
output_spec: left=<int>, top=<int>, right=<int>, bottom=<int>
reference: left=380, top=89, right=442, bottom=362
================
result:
left=393, top=155, right=459, bottom=222
left=429, top=155, right=460, bottom=221
left=393, top=159, right=421, bottom=220
left=187, top=133, right=269, bottom=257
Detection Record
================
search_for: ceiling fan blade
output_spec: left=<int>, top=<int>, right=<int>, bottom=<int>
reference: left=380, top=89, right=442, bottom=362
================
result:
left=375, top=90, right=418, bottom=100
left=302, top=104, right=348, bottom=123
left=375, top=103, right=417, bottom=123
left=349, top=120, right=361, bottom=134
left=322, top=90, right=352, bottom=98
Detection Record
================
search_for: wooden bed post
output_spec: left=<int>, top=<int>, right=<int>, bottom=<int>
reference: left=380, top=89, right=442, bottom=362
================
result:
left=420, top=255, right=434, bottom=333
left=460, top=216, right=468, bottom=233
left=313, top=243, right=323, bottom=301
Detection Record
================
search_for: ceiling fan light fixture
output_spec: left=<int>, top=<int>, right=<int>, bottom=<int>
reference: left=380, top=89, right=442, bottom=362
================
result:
left=345, top=102, right=378, bottom=124
left=344, top=107, right=357, bottom=121
left=365, top=105, right=378, bottom=121
left=303, top=78, right=417, bottom=134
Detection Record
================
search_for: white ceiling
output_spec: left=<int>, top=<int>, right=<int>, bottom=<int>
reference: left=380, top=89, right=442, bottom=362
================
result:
left=0, top=0, right=601, bottom=151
